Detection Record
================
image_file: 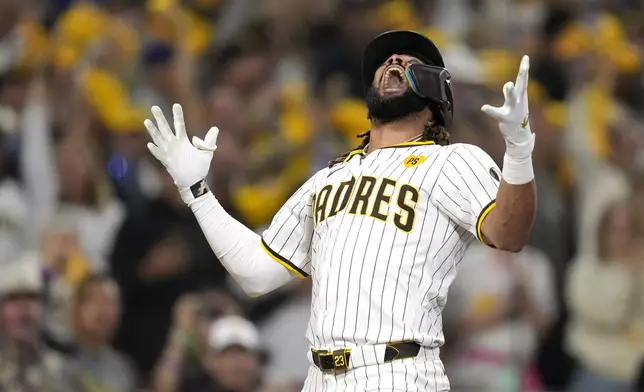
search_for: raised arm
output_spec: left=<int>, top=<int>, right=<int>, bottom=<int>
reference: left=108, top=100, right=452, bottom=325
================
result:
left=19, top=76, right=58, bottom=248
left=143, top=105, right=313, bottom=297
left=432, top=57, right=536, bottom=252
left=479, top=55, right=536, bottom=252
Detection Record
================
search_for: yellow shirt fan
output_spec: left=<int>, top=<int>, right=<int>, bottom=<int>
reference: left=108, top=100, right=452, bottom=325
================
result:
left=232, top=81, right=314, bottom=228
left=147, top=0, right=213, bottom=55
left=53, top=3, right=140, bottom=69
left=81, top=68, right=145, bottom=133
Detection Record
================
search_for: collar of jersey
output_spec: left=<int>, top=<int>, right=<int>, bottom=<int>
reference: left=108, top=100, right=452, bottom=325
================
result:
left=344, top=140, right=435, bottom=162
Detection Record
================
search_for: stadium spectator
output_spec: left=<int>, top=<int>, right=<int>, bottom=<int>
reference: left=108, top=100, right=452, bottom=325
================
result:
left=566, top=198, right=644, bottom=392
left=40, top=219, right=89, bottom=352
left=183, top=315, right=264, bottom=392
left=151, top=293, right=203, bottom=392
left=64, top=275, right=140, bottom=392
left=110, top=160, right=225, bottom=379
left=0, top=254, right=69, bottom=391
left=153, top=311, right=264, bottom=392
left=54, top=135, right=125, bottom=274
left=443, top=244, right=556, bottom=392
left=195, top=288, right=244, bottom=348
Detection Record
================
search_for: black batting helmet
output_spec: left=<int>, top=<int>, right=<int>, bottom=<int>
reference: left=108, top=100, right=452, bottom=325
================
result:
left=362, top=30, right=454, bottom=129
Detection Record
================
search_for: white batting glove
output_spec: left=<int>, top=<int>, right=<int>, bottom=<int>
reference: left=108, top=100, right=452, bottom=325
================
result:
left=481, top=55, right=535, bottom=185
left=144, top=103, right=219, bottom=204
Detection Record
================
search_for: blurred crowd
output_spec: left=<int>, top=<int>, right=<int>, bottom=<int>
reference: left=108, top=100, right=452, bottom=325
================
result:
left=0, top=0, right=644, bottom=391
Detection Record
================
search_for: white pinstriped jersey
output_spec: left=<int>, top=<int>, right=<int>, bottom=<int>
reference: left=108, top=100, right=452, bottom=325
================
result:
left=260, top=141, right=500, bottom=352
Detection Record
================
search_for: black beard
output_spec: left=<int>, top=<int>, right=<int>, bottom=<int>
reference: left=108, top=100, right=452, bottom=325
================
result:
left=365, top=85, right=428, bottom=124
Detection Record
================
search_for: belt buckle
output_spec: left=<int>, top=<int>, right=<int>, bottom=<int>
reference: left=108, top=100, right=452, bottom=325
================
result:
left=314, top=348, right=350, bottom=373
left=331, top=349, right=349, bottom=372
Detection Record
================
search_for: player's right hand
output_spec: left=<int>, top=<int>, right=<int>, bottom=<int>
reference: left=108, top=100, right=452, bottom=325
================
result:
left=144, top=103, right=219, bottom=190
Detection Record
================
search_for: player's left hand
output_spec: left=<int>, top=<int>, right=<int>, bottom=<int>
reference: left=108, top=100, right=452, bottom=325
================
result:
left=481, top=55, right=535, bottom=160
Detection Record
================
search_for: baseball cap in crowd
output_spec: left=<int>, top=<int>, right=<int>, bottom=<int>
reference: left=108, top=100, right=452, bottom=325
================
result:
left=0, top=253, right=43, bottom=298
left=207, top=315, right=260, bottom=352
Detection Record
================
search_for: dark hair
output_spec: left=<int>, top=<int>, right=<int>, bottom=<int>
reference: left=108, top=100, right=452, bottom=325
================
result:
left=328, top=120, right=450, bottom=168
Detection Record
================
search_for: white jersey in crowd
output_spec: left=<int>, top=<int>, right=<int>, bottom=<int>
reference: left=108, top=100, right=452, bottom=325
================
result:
left=260, top=140, right=500, bottom=391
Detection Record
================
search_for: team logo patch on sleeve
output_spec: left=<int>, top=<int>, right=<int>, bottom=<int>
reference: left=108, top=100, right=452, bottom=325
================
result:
left=403, top=155, right=426, bottom=168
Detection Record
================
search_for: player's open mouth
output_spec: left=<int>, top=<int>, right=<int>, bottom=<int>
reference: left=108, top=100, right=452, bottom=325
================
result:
left=381, top=65, right=407, bottom=94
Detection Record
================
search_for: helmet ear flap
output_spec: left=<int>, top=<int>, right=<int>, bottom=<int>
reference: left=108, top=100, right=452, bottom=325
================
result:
left=428, top=100, right=451, bottom=130
left=441, top=80, right=454, bottom=129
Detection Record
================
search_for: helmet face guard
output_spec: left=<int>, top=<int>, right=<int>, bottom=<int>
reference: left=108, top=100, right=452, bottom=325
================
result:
left=405, top=64, right=454, bottom=130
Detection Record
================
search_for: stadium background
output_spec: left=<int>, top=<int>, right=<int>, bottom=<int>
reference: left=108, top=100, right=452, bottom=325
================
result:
left=0, top=0, right=643, bottom=391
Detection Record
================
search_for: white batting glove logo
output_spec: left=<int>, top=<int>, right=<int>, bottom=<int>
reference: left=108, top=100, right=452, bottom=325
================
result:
left=481, top=55, right=535, bottom=160
left=144, top=104, right=219, bottom=190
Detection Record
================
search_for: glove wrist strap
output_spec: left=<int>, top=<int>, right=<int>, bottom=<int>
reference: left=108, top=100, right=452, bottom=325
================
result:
left=503, top=125, right=535, bottom=185
left=502, top=153, right=534, bottom=185
left=179, top=179, right=210, bottom=205
left=502, top=130, right=535, bottom=185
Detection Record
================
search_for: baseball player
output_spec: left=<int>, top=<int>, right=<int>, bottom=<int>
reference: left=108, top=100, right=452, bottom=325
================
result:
left=144, top=30, right=536, bottom=391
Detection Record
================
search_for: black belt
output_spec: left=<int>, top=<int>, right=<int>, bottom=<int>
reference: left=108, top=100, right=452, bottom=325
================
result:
left=311, top=341, right=421, bottom=373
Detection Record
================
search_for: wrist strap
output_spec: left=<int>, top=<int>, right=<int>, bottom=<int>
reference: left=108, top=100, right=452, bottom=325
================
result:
left=179, top=179, right=210, bottom=205
left=502, top=153, right=534, bottom=185
left=502, top=130, right=535, bottom=185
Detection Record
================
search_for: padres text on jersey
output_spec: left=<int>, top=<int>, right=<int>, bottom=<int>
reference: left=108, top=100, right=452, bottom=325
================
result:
left=260, top=141, right=500, bottom=354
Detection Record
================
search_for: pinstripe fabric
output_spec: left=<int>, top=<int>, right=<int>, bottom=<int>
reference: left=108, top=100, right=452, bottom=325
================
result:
left=261, top=143, right=500, bottom=391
